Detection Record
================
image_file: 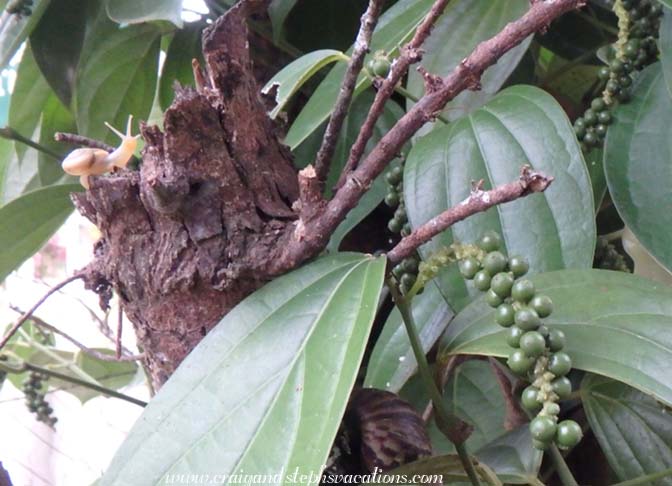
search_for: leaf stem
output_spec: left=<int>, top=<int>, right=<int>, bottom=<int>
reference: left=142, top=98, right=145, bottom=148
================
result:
left=386, top=277, right=481, bottom=486
left=0, top=359, right=147, bottom=407
left=610, top=467, right=672, bottom=486
left=0, top=126, right=61, bottom=160
left=548, top=444, right=579, bottom=486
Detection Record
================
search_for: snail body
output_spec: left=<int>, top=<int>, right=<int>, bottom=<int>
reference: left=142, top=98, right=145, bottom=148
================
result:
left=61, top=115, right=140, bottom=188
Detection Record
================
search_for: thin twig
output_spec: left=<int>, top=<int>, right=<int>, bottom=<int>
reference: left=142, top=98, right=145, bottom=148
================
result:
left=313, top=0, right=385, bottom=184
left=0, top=126, right=62, bottom=159
left=54, top=132, right=114, bottom=152
left=0, top=274, right=83, bottom=351
left=0, top=360, right=147, bottom=407
left=336, top=0, right=452, bottom=188
left=273, top=0, right=582, bottom=273
left=549, top=443, right=580, bottom=486
left=116, top=305, right=123, bottom=359
left=8, top=306, right=144, bottom=363
left=387, top=167, right=554, bottom=264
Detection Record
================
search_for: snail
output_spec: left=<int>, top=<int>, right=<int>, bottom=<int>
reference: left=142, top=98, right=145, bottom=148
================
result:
left=61, top=115, right=140, bottom=188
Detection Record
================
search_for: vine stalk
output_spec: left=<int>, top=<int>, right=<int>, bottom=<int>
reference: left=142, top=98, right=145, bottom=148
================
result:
left=386, top=276, right=481, bottom=486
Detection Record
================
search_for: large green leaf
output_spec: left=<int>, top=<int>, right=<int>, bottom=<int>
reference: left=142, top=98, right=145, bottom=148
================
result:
left=0, top=184, right=79, bottom=282
left=604, top=63, right=672, bottom=272
left=405, top=85, right=595, bottom=311
left=440, top=269, right=672, bottom=407
left=661, top=9, right=672, bottom=96
left=0, top=0, right=51, bottom=68
left=29, top=0, right=87, bottom=107
left=75, top=7, right=161, bottom=144
left=100, top=253, right=386, bottom=486
left=365, top=282, right=453, bottom=392
left=106, top=0, right=183, bottom=28
left=406, top=0, right=531, bottom=123
left=475, top=427, right=544, bottom=486
left=159, top=22, right=204, bottom=111
left=582, top=374, right=672, bottom=486
left=38, top=94, right=77, bottom=186
left=284, top=0, right=434, bottom=149
left=376, top=454, right=501, bottom=486
left=263, top=49, right=348, bottom=119
left=8, top=44, right=50, bottom=162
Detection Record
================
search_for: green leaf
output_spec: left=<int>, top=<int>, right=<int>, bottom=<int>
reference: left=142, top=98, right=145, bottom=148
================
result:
left=582, top=374, right=672, bottom=486
left=661, top=9, right=672, bottom=96
left=406, top=0, right=531, bottom=123
left=159, top=22, right=203, bottom=111
left=284, top=0, right=434, bottom=149
left=268, top=0, right=298, bottom=42
left=38, top=94, right=77, bottom=186
left=263, top=49, right=348, bottom=119
left=29, top=0, right=87, bottom=107
left=72, top=350, right=138, bottom=403
left=0, top=138, right=40, bottom=204
left=604, top=63, right=672, bottom=272
left=0, top=0, right=51, bottom=68
left=405, top=85, right=595, bottom=311
left=475, top=426, right=544, bottom=486
left=75, top=7, right=161, bottom=144
left=365, top=282, right=453, bottom=392
left=8, top=44, right=50, bottom=161
left=440, top=269, right=672, bottom=407
left=105, top=0, right=183, bottom=28
left=585, top=147, right=606, bottom=209
left=100, top=253, right=386, bottom=486
left=0, top=184, right=79, bottom=282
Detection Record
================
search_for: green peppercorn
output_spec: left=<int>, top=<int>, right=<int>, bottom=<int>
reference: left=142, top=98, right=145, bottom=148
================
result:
left=610, top=58, right=625, bottom=74
left=459, top=257, right=480, bottom=280
left=483, top=251, right=508, bottom=275
left=491, top=272, right=514, bottom=298
left=548, top=352, right=572, bottom=376
left=511, top=279, right=535, bottom=303
left=530, top=294, right=553, bottom=318
left=486, top=289, right=503, bottom=308
left=508, top=255, right=529, bottom=277
left=606, top=79, right=620, bottom=94
left=520, top=331, right=546, bottom=358
left=521, top=385, right=542, bottom=411
left=506, top=325, right=524, bottom=347
left=515, top=307, right=541, bottom=331
left=552, top=376, right=572, bottom=399
left=597, top=110, right=612, bottom=124
left=388, top=218, right=402, bottom=233
left=386, top=166, right=402, bottom=185
left=384, top=192, right=400, bottom=207
left=598, top=66, right=610, bottom=80
left=591, top=98, right=606, bottom=111
left=507, top=349, right=535, bottom=375
left=402, top=257, right=418, bottom=274
left=479, top=231, right=502, bottom=252
left=496, top=304, right=516, bottom=328
left=556, top=420, right=583, bottom=449
left=530, top=416, right=557, bottom=442
left=473, top=270, right=492, bottom=291
left=547, top=328, right=566, bottom=352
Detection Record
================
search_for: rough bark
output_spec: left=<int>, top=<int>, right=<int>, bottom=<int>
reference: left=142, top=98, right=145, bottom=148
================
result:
left=73, top=3, right=300, bottom=388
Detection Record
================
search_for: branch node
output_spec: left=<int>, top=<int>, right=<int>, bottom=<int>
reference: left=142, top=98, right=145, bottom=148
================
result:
left=418, top=66, right=444, bottom=94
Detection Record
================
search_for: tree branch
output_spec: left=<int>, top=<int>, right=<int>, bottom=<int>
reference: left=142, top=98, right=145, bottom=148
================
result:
left=313, top=0, right=385, bottom=184
left=273, top=0, right=581, bottom=273
left=9, top=306, right=144, bottom=363
left=387, top=167, right=554, bottom=264
left=0, top=274, right=83, bottom=351
left=336, top=0, right=452, bottom=188
left=54, top=132, right=114, bottom=152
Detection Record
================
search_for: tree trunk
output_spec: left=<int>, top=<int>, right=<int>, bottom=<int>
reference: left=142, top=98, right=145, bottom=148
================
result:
left=73, top=3, right=309, bottom=389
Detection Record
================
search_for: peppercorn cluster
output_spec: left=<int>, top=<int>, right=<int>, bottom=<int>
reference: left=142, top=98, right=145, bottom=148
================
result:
left=459, top=231, right=582, bottom=450
left=385, top=164, right=420, bottom=294
left=574, top=0, right=662, bottom=152
left=22, top=371, right=57, bottom=427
